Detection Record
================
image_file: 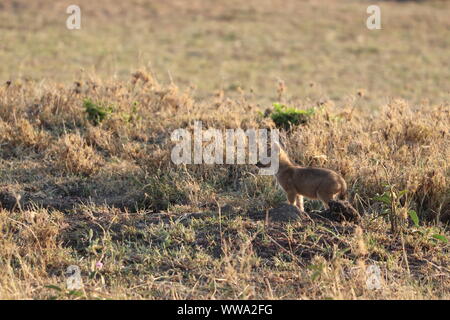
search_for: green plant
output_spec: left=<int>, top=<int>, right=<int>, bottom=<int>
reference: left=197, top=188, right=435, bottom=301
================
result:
left=373, top=185, right=415, bottom=234
left=270, top=103, right=315, bottom=129
left=83, top=99, right=113, bottom=125
left=373, top=185, right=448, bottom=244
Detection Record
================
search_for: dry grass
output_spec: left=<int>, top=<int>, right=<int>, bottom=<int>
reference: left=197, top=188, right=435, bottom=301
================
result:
left=0, top=0, right=449, bottom=300
left=0, top=72, right=448, bottom=299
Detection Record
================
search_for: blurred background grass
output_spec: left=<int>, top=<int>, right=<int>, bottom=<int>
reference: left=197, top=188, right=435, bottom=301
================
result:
left=1, top=0, right=449, bottom=107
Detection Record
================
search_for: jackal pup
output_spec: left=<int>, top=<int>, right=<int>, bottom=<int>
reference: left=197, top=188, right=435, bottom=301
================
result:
left=257, top=142, right=347, bottom=212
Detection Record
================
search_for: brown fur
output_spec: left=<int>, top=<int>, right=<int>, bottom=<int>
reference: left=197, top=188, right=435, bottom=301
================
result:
left=259, top=143, right=347, bottom=211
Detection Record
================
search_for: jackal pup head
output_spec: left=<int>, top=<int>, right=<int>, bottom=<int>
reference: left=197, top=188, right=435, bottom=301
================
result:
left=255, top=140, right=284, bottom=175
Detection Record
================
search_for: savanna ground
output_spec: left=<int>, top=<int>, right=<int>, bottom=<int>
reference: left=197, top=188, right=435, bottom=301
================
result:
left=0, top=0, right=449, bottom=299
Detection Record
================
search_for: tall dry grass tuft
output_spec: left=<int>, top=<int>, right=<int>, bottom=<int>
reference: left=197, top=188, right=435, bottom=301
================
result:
left=0, top=118, right=49, bottom=154
left=48, top=133, right=103, bottom=176
left=0, top=208, right=68, bottom=299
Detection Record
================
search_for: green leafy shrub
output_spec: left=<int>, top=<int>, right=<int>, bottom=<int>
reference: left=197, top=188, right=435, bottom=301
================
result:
left=83, top=99, right=113, bottom=125
left=270, top=103, right=315, bottom=129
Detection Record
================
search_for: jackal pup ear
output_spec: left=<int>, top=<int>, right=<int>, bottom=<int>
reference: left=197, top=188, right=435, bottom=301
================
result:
left=271, top=140, right=281, bottom=154
left=255, top=141, right=274, bottom=168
